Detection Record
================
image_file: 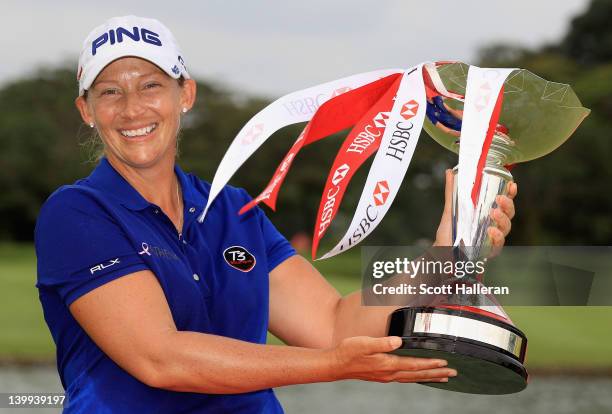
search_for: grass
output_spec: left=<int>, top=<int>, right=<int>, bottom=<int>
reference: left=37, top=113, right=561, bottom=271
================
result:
left=507, top=307, right=612, bottom=369
left=0, top=243, right=56, bottom=357
left=2, top=243, right=611, bottom=369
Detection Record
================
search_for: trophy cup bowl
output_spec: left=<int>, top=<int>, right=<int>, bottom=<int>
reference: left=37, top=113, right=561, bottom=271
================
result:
left=387, top=62, right=590, bottom=394
left=421, top=62, right=590, bottom=164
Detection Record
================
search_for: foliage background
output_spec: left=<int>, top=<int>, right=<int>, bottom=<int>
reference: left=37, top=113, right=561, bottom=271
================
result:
left=1, top=1, right=611, bottom=248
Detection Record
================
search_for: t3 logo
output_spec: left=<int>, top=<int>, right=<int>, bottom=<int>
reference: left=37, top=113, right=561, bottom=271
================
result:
left=223, top=246, right=256, bottom=272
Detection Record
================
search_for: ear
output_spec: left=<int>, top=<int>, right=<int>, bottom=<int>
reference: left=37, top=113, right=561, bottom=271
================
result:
left=179, top=79, right=197, bottom=112
left=75, top=96, right=94, bottom=126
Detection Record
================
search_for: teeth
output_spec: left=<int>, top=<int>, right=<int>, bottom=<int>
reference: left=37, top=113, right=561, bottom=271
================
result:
left=120, top=124, right=157, bottom=137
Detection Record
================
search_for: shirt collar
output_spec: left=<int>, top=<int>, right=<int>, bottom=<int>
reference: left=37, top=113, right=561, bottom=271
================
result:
left=175, top=161, right=207, bottom=213
left=86, top=157, right=206, bottom=212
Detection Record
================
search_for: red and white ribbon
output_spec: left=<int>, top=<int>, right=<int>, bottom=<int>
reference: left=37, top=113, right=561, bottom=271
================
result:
left=197, top=69, right=403, bottom=223
left=317, top=64, right=427, bottom=260
left=311, top=75, right=403, bottom=258
left=202, top=62, right=518, bottom=260
left=454, top=66, right=515, bottom=247
left=238, top=73, right=403, bottom=215
left=423, top=62, right=465, bottom=101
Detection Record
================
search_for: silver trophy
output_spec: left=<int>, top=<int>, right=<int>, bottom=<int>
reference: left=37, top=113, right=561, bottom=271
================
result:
left=387, top=62, right=590, bottom=394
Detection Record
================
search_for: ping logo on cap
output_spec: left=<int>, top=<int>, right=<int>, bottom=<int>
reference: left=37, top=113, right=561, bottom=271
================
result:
left=223, top=246, right=256, bottom=272
left=92, top=27, right=162, bottom=56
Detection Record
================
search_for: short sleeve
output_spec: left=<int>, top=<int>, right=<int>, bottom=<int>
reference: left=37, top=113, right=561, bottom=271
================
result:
left=35, top=187, right=149, bottom=306
left=237, top=189, right=296, bottom=272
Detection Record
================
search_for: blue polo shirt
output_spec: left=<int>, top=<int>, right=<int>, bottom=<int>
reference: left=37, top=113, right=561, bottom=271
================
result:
left=426, top=95, right=462, bottom=131
left=35, top=157, right=296, bottom=413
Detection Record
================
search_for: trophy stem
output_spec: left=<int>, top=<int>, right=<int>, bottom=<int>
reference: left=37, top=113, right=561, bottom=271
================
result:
left=452, top=133, right=515, bottom=260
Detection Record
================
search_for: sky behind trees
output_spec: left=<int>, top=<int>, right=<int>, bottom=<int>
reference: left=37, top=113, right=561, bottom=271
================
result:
left=1, top=0, right=588, bottom=96
left=1, top=0, right=610, bottom=246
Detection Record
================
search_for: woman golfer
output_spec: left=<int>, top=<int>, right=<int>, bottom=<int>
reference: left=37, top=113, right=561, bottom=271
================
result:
left=35, top=16, right=517, bottom=413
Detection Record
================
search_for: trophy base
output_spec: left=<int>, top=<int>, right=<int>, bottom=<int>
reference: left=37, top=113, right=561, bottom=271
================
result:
left=388, top=307, right=528, bottom=395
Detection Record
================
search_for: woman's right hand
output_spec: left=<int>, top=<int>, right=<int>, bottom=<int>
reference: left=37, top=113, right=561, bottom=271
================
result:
left=329, top=336, right=456, bottom=383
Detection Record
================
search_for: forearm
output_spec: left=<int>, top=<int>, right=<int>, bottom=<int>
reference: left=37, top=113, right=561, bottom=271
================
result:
left=153, top=331, right=334, bottom=394
left=331, top=249, right=452, bottom=343
left=332, top=291, right=400, bottom=344
left=436, top=122, right=460, bottom=137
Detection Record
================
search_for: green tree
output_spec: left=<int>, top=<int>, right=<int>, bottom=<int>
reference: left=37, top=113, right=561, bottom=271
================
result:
left=562, top=0, right=612, bottom=65
left=476, top=0, right=612, bottom=245
left=2, top=0, right=611, bottom=246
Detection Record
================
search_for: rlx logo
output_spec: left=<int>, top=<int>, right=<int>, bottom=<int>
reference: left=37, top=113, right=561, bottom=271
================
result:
left=92, top=27, right=162, bottom=55
left=90, top=258, right=120, bottom=275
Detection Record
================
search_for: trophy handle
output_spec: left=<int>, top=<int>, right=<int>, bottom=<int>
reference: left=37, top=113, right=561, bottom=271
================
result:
left=452, top=133, right=514, bottom=260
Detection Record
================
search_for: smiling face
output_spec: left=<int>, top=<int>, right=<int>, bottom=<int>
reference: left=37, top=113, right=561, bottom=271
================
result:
left=75, top=57, right=196, bottom=170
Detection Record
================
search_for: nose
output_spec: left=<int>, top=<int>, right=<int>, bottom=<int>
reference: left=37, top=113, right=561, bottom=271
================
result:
left=120, top=90, right=146, bottom=120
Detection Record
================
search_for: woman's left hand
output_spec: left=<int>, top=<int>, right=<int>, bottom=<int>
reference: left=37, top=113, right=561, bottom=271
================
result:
left=433, top=169, right=518, bottom=247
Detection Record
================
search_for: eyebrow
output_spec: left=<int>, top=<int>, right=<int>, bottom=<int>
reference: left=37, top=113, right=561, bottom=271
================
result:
left=93, top=71, right=164, bottom=88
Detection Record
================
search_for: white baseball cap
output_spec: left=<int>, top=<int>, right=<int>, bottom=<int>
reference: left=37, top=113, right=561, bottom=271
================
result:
left=77, top=15, right=190, bottom=96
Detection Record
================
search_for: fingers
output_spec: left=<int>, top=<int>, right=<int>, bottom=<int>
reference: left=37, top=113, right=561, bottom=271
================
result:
left=507, top=181, right=518, bottom=200
left=488, top=226, right=505, bottom=247
left=336, top=335, right=458, bottom=384
left=361, top=337, right=449, bottom=371
left=379, top=368, right=458, bottom=383
left=385, top=354, right=448, bottom=370
left=398, top=368, right=458, bottom=382
left=487, top=184, right=516, bottom=246
left=365, top=338, right=447, bottom=369
left=366, top=336, right=403, bottom=354
left=443, top=169, right=454, bottom=215
left=496, top=194, right=515, bottom=220
left=491, top=207, right=511, bottom=237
